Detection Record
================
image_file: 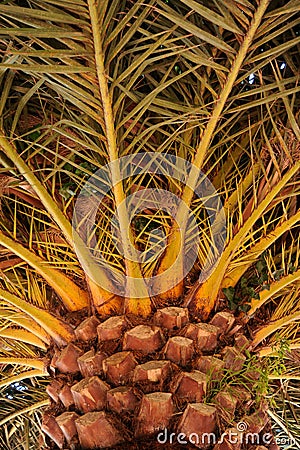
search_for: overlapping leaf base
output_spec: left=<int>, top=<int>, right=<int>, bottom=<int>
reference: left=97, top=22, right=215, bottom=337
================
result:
left=43, top=308, right=276, bottom=449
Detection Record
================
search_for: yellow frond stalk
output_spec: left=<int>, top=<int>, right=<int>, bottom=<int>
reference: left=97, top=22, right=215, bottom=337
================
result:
left=0, top=309, right=50, bottom=344
left=0, top=328, right=47, bottom=350
left=154, top=226, right=183, bottom=301
left=87, top=276, right=123, bottom=316
left=0, top=357, right=46, bottom=371
left=253, top=311, right=300, bottom=348
left=87, top=0, right=151, bottom=315
left=0, top=131, right=116, bottom=310
left=212, top=145, right=244, bottom=190
left=0, top=288, right=75, bottom=346
left=212, top=129, right=258, bottom=190
left=248, top=268, right=300, bottom=317
left=189, top=162, right=300, bottom=319
left=156, top=0, right=271, bottom=302
left=223, top=163, right=260, bottom=216
left=125, top=297, right=153, bottom=317
left=0, top=231, right=88, bottom=311
left=222, top=210, right=300, bottom=289
left=0, top=130, right=74, bottom=246
left=0, top=369, right=47, bottom=390
left=268, top=374, right=300, bottom=381
left=0, top=399, right=50, bottom=427
left=258, top=344, right=300, bottom=358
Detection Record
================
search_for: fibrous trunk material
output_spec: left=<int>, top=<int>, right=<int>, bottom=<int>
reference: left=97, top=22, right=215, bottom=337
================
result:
left=42, top=307, right=274, bottom=449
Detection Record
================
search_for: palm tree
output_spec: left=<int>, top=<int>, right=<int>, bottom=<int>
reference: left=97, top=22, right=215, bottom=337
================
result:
left=0, top=0, right=299, bottom=448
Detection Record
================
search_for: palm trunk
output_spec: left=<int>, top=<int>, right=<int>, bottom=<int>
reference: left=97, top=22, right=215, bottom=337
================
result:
left=42, top=307, right=274, bottom=449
